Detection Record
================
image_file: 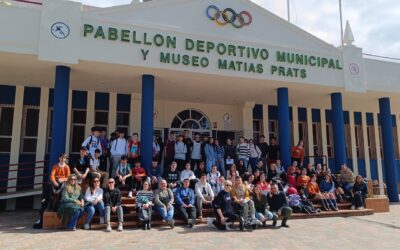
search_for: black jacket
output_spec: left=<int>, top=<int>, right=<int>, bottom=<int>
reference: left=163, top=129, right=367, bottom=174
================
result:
left=267, top=191, right=288, bottom=212
left=213, top=190, right=233, bottom=213
left=104, top=188, right=121, bottom=207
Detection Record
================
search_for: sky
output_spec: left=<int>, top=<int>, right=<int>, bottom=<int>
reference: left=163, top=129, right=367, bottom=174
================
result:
left=72, top=0, right=400, bottom=59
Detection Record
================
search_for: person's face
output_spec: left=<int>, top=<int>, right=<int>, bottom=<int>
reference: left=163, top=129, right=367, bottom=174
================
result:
left=311, top=176, right=316, bottom=182
left=257, top=161, right=263, bottom=167
left=185, top=163, right=191, bottom=170
left=183, top=180, right=190, bottom=188
left=299, top=141, right=304, bottom=147
left=201, top=176, right=207, bottom=183
left=171, top=163, right=177, bottom=171
left=307, top=164, right=312, bottom=170
left=219, top=177, right=225, bottom=183
left=59, top=155, right=67, bottom=163
left=184, top=130, right=189, bottom=137
left=235, top=178, right=242, bottom=185
left=214, top=139, right=219, bottom=145
left=271, top=138, right=276, bottom=145
left=212, top=166, right=217, bottom=172
left=209, top=138, right=214, bottom=144
left=276, top=160, right=281, bottom=166
left=80, top=150, right=86, bottom=157
left=195, top=134, right=200, bottom=141
left=254, top=171, right=260, bottom=177
left=239, top=160, right=244, bottom=166
left=227, top=139, right=232, bottom=145
left=178, top=136, right=183, bottom=141
left=143, top=182, right=150, bottom=190
left=302, top=169, right=307, bottom=175
left=160, top=180, right=167, bottom=189
left=248, top=140, right=253, bottom=144
left=94, top=131, right=99, bottom=137
left=108, top=179, right=115, bottom=189
left=270, top=185, right=278, bottom=194
left=133, top=134, right=138, bottom=141
left=101, top=131, right=106, bottom=137
left=119, top=133, right=125, bottom=138
left=134, top=162, right=141, bottom=168
left=93, top=178, right=100, bottom=187
left=260, top=174, right=266, bottom=181
left=356, top=176, right=363, bottom=183
left=271, top=164, right=276, bottom=171
left=293, top=161, right=298, bottom=167
left=249, top=175, right=254, bottom=181
left=254, top=186, right=261, bottom=194
left=169, top=133, right=175, bottom=140
left=199, top=163, right=204, bottom=169
left=325, top=175, right=330, bottom=181
left=239, top=137, right=244, bottom=143
left=224, top=182, right=232, bottom=192
left=204, top=137, right=209, bottom=142
left=95, top=152, right=100, bottom=158
left=259, top=137, right=264, bottom=143
left=121, top=159, right=127, bottom=166
left=152, top=161, right=158, bottom=168
left=69, top=176, right=77, bottom=184
left=317, top=164, right=322, bottom=171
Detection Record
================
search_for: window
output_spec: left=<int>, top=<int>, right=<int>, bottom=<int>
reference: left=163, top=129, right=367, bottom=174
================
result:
left=326, top=123, right=334, bottom=158
left=367, top=125, right=377, bottom=159
left=298, top=121, right=308, bottom=156
left=20, top=106, right=40, bottom=153
left=116, top=111, right=129, bottom=135
left=354, top=125, right=364, bottom=158
left=253, top=119, right=263, bottom=142
left=70, top=109, right=86, bottom=153
left=46, top=109, right=53, bottom=153
left=171, top=109, right=210, bottom=130
left=0, top=105, right=14, bottom=153
left=344, top=124, right=352, bottom=158
left=312, top=123, right=322, bottom=157
left=269, top=120, right=278, bottom=141
left=95, top=110, right=108, bottom=132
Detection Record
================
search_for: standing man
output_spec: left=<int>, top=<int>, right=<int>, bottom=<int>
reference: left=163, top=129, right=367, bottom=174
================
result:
left=268, top=137, right=280, bottom=165
left=110, top=130, right=128, bottom=178
left=127, top=132, right=141, bottom=166
left=182, top=130, right=193, bottom=163
left=190, top=133, right=202, bottom=171
left=257, top=135, right=269, bottom=166
left=224, top=138, right=236, bottom=176
left=99, top=129, right=109, bottom=173
left=82, top=127, right=102, bottom=159
left=164, top=131, right=176, bottom=172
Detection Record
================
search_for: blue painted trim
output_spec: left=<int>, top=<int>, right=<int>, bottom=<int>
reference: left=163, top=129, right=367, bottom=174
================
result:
left=312, top=109, right=320, bottom=123
left=289, top=107, right=293, bottom=121
left=298, top=107, right=307, bottom=122
left=0, top=155, right=10, bottom=192
left=268, top=105, right=278, bottom=120
left=331, top=93, right=346, bottom=173
left=354, top=112, right=362, bottom=125
left=379, top=98, right=399, bottom=202
left=0, top=85, right=16, bottom=105
left=72, top=90, right=87, bottom=109
left=117, top=94, right=131, bottom=112
left=277, top=88, right=291, bottom=168
left=48, top=88, right=54, bottom=107
left=358, top=159, right=366, bottom=177
left=343, top=111, right=350, bottom=124
left=49, top=66, right=70, bottom=181
left=325, top=110, right=332, bottom=123
left=140, top=75, right=155, bottom=172
left=23, top=87, right=41, bottom=106
left=366, top=113, right=374, bottom=126
left=95, top=92, right=109, bottom=110
left=253, top=104, right=263, bottom=120
left=370, top=160, right=378, bottom=181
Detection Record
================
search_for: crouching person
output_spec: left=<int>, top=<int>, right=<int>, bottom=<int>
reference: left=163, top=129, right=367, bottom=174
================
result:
left=253, top=185, right=275, bottom=227
left=104, top=178, right=123, bottom=232
left=175, top=179, right=197, bottom=228
left=267, top=183, right=292, bottom=228
left=208, top=180, right=241, bottom=231
left=154, top=179, right=175, bottom=229
left=84, top=177, right=105, bottom=230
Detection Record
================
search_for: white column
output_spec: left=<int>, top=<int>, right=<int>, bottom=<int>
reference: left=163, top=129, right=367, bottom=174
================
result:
left=262, top=104, right=269, bottom=142
left=361, top=112, right=371, bottom=179
left=306, top=108, right=314, bottom=165
left=86, top=91, right=95, bottom=135
left=7, top=85, right=24, bottom=193
left=108, top=92, right=117, bottom=134
left=292, top=106, right=299, bottom=145
left=34, top=87, right=49, bottom=188
left=65, top=89, right=72, bottom=153
left=242, top=102, right=255, bottom=139
left=320, top=108, right=329, bottom=170
left=373, top=113, right=384, bottom=195
left=349, top=111, right=358, bottom=175
left=130, top=93, right=142, bottom=137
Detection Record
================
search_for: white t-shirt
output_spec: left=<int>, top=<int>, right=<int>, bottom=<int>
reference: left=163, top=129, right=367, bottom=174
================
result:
left=90, top=158, right=100, bottom=171
left=191, top=141, right=202, bottom=160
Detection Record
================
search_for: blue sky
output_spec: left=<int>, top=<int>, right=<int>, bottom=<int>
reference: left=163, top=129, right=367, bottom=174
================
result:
left=73, top=0, right=400, bottom=59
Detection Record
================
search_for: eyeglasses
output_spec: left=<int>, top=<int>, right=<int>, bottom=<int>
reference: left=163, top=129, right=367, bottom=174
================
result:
left=94, top=180, right=100, bottom=183
left=70, top=178, right=76, bottom=181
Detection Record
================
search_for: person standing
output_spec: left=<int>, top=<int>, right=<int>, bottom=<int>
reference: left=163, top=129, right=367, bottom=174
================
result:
left=99, top=129, right=109, bottom=173
left=190, top=133, right=202, bottom=170
left=291, top=140, right=305, bottom=167
left=164, top=132, right=176, bottom=172
left=236, top=137, right=250, bottom=169
left=224, top=138, right=236, bottom=176
left=214, top=139, right=225, bottom=178
left=127, top=132, right=141, bottom=166
left=109, top=130, right=127, bottom=178
left=174, top=135, right=187, bottom=172
left=81, top=127, right=102, bottom=159
left=205, top=138, right=217, bottom=173
left=182, top=130, right=193, bottom=163
left=257, top=135, right=269, bottom=166
left=248, top=139, right=261, bottom=174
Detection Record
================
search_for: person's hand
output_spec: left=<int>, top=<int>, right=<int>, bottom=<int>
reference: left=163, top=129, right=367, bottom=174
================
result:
left=93, top=198, right=98, bottom=205
left=143, top=204, right=149, bottom=209
left=75, top=200, right=80, bottom=205
left=112, top=206, right=117, bottom=213
left=53, top=182, right=59, bottom=188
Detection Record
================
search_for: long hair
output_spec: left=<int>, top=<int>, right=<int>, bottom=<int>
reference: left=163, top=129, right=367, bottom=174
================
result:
left=65, top=174, right=81, bottom=195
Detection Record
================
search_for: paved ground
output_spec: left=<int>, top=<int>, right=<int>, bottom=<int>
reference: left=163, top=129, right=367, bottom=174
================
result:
left=1, top=205, right=400, bottom=250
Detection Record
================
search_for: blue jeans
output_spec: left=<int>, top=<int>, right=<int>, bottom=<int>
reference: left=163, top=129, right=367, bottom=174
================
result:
left=256, top=211, right=274, bottom=221
left=342, top=182, right=354, bottom=195
left=155, top=204, right=174, bottom=221
left=67, top=209, right=84, bottom=230
left=216, top=158, right=225, bottom=177
left=85, top=201, right=105, bottom=224
left=206, top=159, right=215, bottom=173
left=249, top=157, right=259, bottom=173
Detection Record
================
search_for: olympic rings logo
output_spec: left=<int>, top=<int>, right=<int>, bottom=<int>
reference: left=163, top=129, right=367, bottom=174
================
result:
left=206, top=5, right=253, bottom=28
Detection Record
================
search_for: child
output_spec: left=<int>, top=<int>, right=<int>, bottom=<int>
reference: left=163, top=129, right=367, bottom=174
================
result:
left=90, top=149, right=109, bottom=188
left=114, top=155, right=134, bottom=198
left=128, top=132, right=141, bottom=166
left=132, top=160, right=147, bottom=192
left=82, top=127, right=102, bottom=159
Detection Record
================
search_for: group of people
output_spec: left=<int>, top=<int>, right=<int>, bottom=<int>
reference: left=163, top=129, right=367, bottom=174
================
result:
left=43, top=127, right=369, bottom=231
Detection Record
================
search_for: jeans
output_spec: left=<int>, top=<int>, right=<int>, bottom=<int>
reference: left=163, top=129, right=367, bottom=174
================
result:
left=85, top=201, right=105, bottom=224
left=190, top=159, right=201, bottom=171
left=342, top=182, right=354, bottom=195
left=255, top=211, right=274, bottom=221
left=234, top=200, right=256, bottom=221
left=155, top=204, right=174, bottom=221
left=177, top=205, right=197, bottom=224
left=206, top=159, right=215, bottom=173
left=352, top=192, right=366, bottom=207
left=271, top=206, right=292, bottom=224
left=249, top=157, right=259, bottom=173
left=67, top=209, right=84, bottom=230
left=196, top=196, right=213, bottom=216
left=216, top=158, right=225, bottom=177
left=111, top=155, right=122, bottom=178
left=105, top=205, right=123, bottom=223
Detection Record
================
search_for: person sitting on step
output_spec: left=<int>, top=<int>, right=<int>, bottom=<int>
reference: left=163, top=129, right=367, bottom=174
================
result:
left=48, top=153, right=71, bottom=211
left=351, top=175, right=368, bottom=210
left=195, top=174, right=214, bottom=219
left=154, top=179, right=175, bottom=229
left=231, top=176, right=260, bottom=226
left=175, top=179, right=197, bottom=228
left=83, top=176, right=105, bottom=230
left=90, top=149, right=109, bottom=189
left=114, top=155, right=134, bottom=198
left=136, top=181, right=154, bottom=230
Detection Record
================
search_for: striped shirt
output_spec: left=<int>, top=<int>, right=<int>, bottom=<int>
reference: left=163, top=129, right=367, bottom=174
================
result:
left=236, top=143, right=250, bottom=159
left=136, top=190, right=154, bottom=207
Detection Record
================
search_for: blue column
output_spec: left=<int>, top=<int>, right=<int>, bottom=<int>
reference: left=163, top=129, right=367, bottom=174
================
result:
left=277, top=88, right=291, bottom=168
left=140, top=75, right=155, bottom=172
left=379, top=98, right=399, bottom=202
left=331, top=93, right=346, bottom=173
left=49, top=66, right=70, bottom=180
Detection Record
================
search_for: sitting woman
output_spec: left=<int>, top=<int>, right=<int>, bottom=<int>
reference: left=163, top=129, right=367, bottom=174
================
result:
left=231, top=176, right=259, bottom=226
left=246, top=175, right=255, bottom=194
left=237, top=159, right=251, bottom=181
left=57, top=174, right=85, bottom=231
left=257, top=173, right=270, bottom=195
left=267, top=163, right=279, bottom=183
left=226, top=164, right=239, bottom=182
left=194, top=161, right=207, bottom=179
left=351, top=175, right=368, bottom=210
left=252, top=185, right=274, bottom=226
left=83, top=177, right=105, bottom=230
left=207, top=165, right=221, bottom=191
left=319, top=174, right=338, bottom=211
left=136, top=181, right=154, bottom=230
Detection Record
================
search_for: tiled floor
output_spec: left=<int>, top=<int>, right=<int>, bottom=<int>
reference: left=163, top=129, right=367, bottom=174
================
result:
left=1, top=204, right=399, bottom=250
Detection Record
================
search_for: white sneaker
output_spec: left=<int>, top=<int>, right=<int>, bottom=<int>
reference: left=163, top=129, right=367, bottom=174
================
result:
left=350, top=205, right=355, bottom=210
left=128, top=191, right=133, bottom=198
left=100, top=217, right=105, bottom=224
left=357, top=206, right=365, bottom=210
left=206, top=217, right=213, bottom=227
left=117, top=222, right=123, bottom=232
left=84, top=223, right=90, bottom=230
left=106, top=223, right=112, bottom=232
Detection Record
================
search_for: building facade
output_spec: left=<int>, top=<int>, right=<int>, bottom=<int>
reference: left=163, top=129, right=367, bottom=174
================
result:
left=0, top=0, right=399, bottom=209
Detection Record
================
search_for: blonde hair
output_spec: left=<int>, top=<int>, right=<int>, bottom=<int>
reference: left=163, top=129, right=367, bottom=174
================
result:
left=224, top=180, right=232, bottom=186
left=65, top=174, right=81, bottom=195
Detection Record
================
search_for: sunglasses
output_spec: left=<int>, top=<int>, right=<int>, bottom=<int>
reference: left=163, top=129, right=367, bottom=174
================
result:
left=70, top=178, right=76, bottom=181
left=225, top=184, right=232, bottom=187
left=108, top=181, right=115, bottom=184
left=94, top=180, right=100, bottom=183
